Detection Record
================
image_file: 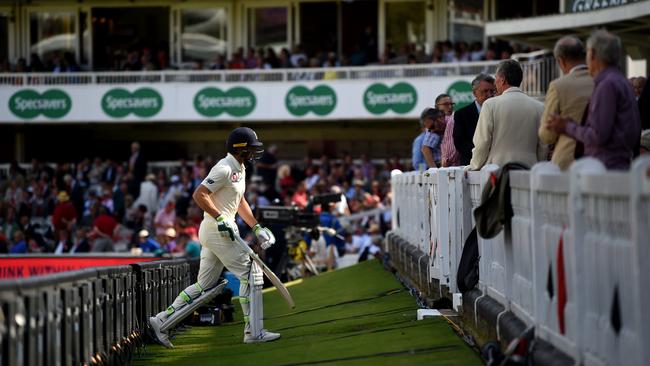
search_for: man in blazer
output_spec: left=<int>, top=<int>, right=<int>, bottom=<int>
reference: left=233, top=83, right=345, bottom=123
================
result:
left=538, top=36, right=594, bottom=170
left=469, top=59, right=546, bottom=170
left=453, top=74, right=496, bottom=165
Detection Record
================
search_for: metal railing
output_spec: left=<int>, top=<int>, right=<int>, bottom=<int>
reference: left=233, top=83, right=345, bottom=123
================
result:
left=0, top=61, right=504, bottom=86
left=0, top=257, right=199, bottom=365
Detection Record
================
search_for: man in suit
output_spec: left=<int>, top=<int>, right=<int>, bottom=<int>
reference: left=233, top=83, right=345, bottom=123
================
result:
left=453, top=74, right=496, bottom=165
left=469, top=59, right=546, bottom=170
left=538, top=36, right=594, bottom=170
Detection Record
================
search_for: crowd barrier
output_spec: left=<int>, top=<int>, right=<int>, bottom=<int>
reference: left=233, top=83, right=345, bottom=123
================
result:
left=388, top=156, right=650, bottom=366
left=0, top=258, right=199, bottom=366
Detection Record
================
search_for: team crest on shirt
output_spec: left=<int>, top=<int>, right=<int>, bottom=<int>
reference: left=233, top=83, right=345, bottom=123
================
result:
left=231, top=172, right=242, bottom=183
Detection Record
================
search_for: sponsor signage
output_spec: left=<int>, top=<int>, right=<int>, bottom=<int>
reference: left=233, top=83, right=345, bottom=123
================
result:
left=446, top=80, right=474, bottom=111
left=0, top=77, right=475, bottom=122
left=194, top=87, right=256, bottom=117
left=0, top=256, right=158, bottom=279
left=102, top=87, right=163, bottom=118
left=9, top=89, right=72, bottom=119
left=566, top=0, right=643, bottom=13
left=363, top=82, right=417, bottom=115
left=285, top=85, right=337, bottom=116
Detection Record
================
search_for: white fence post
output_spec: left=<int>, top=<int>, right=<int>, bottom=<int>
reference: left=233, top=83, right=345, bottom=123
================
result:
left=508, top=169, right=534, bottom=326
left=630, top=156, right=650, bottom=365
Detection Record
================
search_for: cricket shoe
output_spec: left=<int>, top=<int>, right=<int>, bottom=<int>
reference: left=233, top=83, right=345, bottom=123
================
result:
left=149, top=317, right=174, bottom=349
left=244, top=329, right=281, bottom=344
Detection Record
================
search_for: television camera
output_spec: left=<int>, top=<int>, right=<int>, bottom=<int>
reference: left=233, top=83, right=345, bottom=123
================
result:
left=257, top=192, right=343, bottom=279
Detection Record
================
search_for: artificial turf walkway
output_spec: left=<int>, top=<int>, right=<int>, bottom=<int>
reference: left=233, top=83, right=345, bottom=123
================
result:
left=134, top=259, right=481, bottom=365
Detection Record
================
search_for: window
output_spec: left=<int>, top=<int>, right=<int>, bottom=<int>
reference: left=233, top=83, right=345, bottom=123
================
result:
left=30, top=11, right=77, bottom=67
left=385, top=1, right=426, bottom=54
left=181, top=8, right=228, bottom=63
left=247, top=6, right=288, bottom=52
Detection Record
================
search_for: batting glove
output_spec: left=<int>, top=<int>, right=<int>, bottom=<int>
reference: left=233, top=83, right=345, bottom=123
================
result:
left=253, top=224, right=276, bottom=249
left=215, top=215, right=235, bottom=241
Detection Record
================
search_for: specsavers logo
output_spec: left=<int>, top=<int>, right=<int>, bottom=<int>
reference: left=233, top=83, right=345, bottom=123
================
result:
left=446, top=81, right=474, bottom=111
left=102, top=88, right=163, bottom=118
left=9, top=89, right=72, bottom=119
left=363, top=82, right=417, bottom=115
left=285, top=85, right=337, bottom=116
left=194, top=87, right=256, bottom=117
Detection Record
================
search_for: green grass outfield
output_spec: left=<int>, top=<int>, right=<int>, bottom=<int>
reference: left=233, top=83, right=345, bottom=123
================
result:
left=134, top=260, right=481, bottom=365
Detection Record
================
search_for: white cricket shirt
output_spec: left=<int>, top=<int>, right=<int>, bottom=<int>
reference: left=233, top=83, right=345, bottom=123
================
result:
left=201, top=153, right=246, bottom=221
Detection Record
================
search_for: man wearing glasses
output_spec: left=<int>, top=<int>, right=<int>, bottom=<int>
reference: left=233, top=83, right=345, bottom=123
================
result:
left=453, top=74, right=496, bottom=166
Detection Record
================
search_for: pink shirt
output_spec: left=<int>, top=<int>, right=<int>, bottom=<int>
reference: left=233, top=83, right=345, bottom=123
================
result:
left=441, top=115, right=460, bottom=167
left=154, top=209, right=176, bottom=236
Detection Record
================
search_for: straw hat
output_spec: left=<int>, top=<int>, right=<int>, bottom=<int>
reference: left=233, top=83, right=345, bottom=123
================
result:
left=57, top=191, right=70, bottom=202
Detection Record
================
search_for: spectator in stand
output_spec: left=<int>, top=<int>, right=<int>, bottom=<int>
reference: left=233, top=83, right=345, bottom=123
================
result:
left=29, top=54, right=45, bottom=71
left=538, top=36, right=593, bottom=170
left=292, top=181, right=309, bottom=208
left=547, top=30, right=641, bottom=170
left=52, top=191, right=77, bottom=236
left=454, top=74, right=496, bottom=166
left=154, top=200, right=176, bottom=237
left=133, top=174, right=158, bottom=216
left=92, top=206, right=117, bottom=252
left=54, top=229, right=73, bottom=254
left=70, top=227, right=90, bottom=253
left=175, top=232, right=201, bottom=257
left=138, top=229, right=161, bottom=253
left=470, top=59, right=545, bottom=170
left=436, top=94, right=460, bottom=167
left=422, top=108, right=446, bottom=168
left=129, top=141, right=147, bottom=196
left=211, top=54, right=226, bottom=70
left=290, top=44, right=307, bottom=67
left=10, top=230, right=27, bottom=254
left=257, top=145, right=279, bottom=199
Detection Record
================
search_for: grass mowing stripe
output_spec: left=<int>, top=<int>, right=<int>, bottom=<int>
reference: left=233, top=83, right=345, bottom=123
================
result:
left=265, top=288, right=404, bottom=320
left=134, top=260, right=481, bottom=365
left=282, top=345, right=462, bottom=366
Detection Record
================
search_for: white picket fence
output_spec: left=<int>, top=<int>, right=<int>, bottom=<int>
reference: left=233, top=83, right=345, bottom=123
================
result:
left=390, top=156, right=650, bottom=366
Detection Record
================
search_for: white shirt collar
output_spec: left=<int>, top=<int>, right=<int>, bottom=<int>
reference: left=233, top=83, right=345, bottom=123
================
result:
left=569, top=64, right=587, bottom=74
left=226, top=153, right=243, bottom=171
left=475, top=100, right=481, bottom=113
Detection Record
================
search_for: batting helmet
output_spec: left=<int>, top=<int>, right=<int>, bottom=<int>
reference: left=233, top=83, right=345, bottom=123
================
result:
left=226, top=127, right=264, bottom=162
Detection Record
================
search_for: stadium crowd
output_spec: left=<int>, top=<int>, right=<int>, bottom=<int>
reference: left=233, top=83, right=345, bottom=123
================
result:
left=0, top=40, right=528, bottom=73
left=0, top=144, right=393, bottom=269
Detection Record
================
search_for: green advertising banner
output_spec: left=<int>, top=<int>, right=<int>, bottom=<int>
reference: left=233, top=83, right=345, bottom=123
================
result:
left=285, top=85, right=337, bottom=116
left=0, top=76, right=477, bottom=122
left=363, top=82, right=417, bottom=115
left=446, top=80, right=474, bottom=111
left=101, top=88, right=163, bottom=118
left=9, top=89, right=72, bottom=119
left=194, top=87, right=256, bottom=117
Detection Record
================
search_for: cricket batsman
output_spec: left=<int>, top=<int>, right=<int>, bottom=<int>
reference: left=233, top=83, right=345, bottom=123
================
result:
left=149, top=127, right=279, bottom=347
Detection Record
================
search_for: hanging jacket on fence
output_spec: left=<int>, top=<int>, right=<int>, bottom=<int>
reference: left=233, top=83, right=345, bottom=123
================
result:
left=474, top=162, right=529, bottom=239
left=456, top=227, right=479, bottom=293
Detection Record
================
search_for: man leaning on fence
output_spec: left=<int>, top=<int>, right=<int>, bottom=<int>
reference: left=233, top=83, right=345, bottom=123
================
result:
left=547, top=30, right=641, bottom=170
left=539, top=36, right=594, bottom=171
left=468, top=59, right=545, bottom=170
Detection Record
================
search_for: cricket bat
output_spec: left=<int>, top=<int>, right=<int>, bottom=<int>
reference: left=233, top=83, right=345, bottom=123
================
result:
left=234, top=236, right=296, bottom=309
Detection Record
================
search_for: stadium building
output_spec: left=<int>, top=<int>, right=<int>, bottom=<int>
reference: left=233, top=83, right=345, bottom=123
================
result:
left=0, top=0, right=647, bottom=162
